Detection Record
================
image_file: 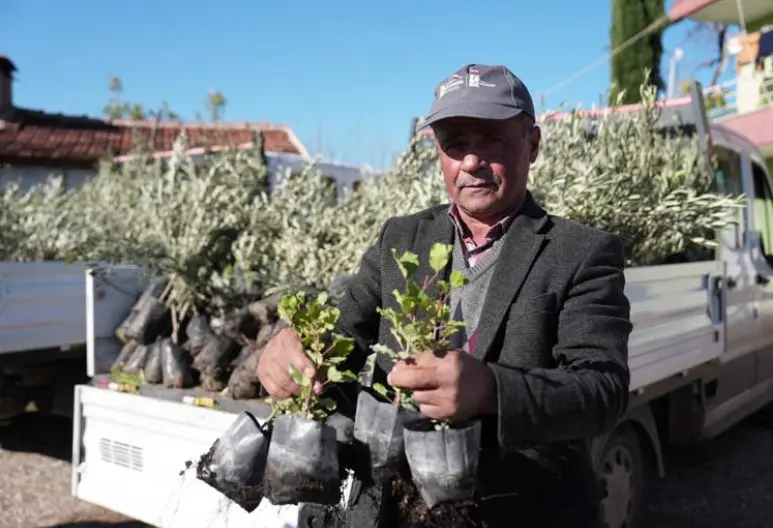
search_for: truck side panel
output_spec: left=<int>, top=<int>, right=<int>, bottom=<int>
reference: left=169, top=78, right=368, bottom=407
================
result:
left=626, top=261, right=725, bottom=392
left=0, top=262, right=91, bottom=354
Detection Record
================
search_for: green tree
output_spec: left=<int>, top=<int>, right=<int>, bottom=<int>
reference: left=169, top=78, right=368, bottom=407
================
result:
left=609, top=0, right=667, bottom=104
left=205, top=90, right=227, bottom=121
left=103, top=76, right=180, bottom=121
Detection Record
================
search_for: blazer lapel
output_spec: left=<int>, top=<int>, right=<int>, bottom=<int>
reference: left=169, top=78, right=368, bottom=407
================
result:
left=472, top=194, right=550, bottom=361
left=412, top=208, right=454, bottom=298
left=377, top=207, right=454, bottom=374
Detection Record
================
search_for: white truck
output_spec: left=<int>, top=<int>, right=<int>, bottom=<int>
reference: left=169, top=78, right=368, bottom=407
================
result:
left=3, top=84, right=772, bottom=528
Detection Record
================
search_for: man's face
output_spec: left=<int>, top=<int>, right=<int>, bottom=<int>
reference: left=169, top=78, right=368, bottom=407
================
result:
left=432, top=116, right=540, bottom=221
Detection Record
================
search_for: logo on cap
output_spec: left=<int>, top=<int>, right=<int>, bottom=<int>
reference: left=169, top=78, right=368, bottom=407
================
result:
left=438, top=74, right=465, bottom=99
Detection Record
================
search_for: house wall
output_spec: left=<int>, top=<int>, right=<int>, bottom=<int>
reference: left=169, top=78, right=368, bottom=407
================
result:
left=0, top=165, right=95, bottom=193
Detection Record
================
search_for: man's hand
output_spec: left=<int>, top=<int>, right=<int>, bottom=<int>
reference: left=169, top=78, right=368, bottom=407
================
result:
left=387, top=350, right=498, bottom=422
left=256, top=328, right=321, bottom=399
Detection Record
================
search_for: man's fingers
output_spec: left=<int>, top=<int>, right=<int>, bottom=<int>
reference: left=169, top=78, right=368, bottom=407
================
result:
left=259, top=369, right=295, bottom=399
left=409, top=350, right=442, bottom=366
left=278, top=329, right=316, bottom=378
left=410, top=388, right=442, bottom=406
left=267, top=353, right=302, bottom=394
left=255, top=328, right=317, bottom=399
left=388, top=365, right=440, bottom=391
left=416, top=404, right=447, bottom=421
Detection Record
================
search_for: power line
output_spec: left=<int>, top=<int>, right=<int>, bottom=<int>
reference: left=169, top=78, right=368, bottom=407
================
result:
left=539, top=13, right=671, bottom=99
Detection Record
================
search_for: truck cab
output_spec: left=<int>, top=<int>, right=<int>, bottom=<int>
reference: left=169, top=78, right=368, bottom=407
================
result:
left=592, top=113, right=773, bottom=527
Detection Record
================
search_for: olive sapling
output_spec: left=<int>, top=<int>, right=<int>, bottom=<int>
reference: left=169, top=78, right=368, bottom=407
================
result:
left=370, top=242, right=468, bottom=427
left=362, top=242, right=483, bottom=509
left=262, top=290, right=357, bottom=505
left=351, top=243, right=469, bottom=485
left=265, top=290, right=357, bottom=421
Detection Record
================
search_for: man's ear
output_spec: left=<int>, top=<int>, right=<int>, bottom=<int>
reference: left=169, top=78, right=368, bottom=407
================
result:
left=529, top=125, right=541, bottom=164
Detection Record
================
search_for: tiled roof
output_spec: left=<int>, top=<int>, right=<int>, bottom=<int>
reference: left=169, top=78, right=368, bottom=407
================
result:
left=0, top=107, right=308, bottom=168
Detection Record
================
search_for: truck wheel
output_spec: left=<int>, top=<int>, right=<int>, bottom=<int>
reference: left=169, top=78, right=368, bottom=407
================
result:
left=596, top=425, right=645, bottom=528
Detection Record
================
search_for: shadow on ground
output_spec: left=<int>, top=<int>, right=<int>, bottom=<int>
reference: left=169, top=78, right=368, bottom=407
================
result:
left=0, top=412, right=73, bottom=461
left=644, top=413, right=773, bottom=528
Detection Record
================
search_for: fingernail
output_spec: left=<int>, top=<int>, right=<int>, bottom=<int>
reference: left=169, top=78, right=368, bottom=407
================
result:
left=303, top=367, right=315, bottom=378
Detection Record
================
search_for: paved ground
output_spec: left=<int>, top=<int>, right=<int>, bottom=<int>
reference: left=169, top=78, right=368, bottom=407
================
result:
left=2, top=411, right=773, bottom=527
left=644, top=412, right=773, bottom=527
left=0, top=413, right=147, bottom=528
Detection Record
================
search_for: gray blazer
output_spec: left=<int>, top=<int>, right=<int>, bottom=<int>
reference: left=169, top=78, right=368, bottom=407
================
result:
left=333, top=192, right=632, bottom=526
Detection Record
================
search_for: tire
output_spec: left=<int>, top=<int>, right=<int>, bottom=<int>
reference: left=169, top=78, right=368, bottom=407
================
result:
left=594, top=425, right=646, bottom=528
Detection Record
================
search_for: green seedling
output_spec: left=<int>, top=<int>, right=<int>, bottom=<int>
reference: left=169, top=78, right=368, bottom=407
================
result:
left=370, top=242, right=468, bottom=429
left=265, top=291, right=357, bottom=422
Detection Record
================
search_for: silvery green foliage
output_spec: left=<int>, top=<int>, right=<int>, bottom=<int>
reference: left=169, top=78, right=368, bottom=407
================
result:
left=530, top=85, right=745, bottom=265
left=0, top=84, right=746, bottom=307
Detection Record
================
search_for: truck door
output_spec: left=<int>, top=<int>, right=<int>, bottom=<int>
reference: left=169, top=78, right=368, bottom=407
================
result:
left=749, top=157, right=773, bottom=385
left=711, top=145, right=758, bottom=402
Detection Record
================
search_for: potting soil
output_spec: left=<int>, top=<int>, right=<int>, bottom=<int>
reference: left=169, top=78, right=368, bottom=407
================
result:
left=263, top=414, right=341, bottom=506
left=195, top=411, right=271, bottom=512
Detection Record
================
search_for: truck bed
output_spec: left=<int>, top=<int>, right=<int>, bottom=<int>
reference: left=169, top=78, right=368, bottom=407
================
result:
left=72, top=383, right=303, bottom=528
left=90, top=373, right=269, bottom=415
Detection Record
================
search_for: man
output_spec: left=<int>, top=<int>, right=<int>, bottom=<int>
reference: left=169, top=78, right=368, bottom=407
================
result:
left=257, top=64, right=632, bottom=527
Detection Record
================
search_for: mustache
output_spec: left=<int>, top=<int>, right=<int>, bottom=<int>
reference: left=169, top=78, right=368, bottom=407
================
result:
left=456, top=170, right=499, bottom=189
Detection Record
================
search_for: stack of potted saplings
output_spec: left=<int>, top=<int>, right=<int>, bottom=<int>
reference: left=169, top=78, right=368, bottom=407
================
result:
left=110, top=270, right=287, bottom=400
left=195, top=244, right=483, bottom=527
left=354, top=243, right=481, bottom=526
left=195, top=290, right=358, bottom=512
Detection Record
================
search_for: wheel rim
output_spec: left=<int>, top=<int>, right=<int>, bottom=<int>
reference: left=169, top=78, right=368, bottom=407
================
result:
left=599, top=444, right=635, bottom=528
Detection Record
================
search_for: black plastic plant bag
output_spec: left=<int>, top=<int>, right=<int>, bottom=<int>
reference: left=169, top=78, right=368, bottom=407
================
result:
left=160, top=338, right=194, bottom=388
left=227, top=345, right=263, bottom=399
left=221, top=306, right=260, bottom=342
left=123, top=279, right=172, bottom=345
left=186, top=314, right=214, bottom=358
left=122, top=344, right=149, bottom=374
left=403, top=419, right=482, bottom=509
left=196, top=411, right=272, bottom=512
left=143, top=341, right=163, bottom=384
left=263, top=413, right=341, bottom=506
left=193, top=334, right=240, bottom=391
left=111, top=341, right=137, bottom=371
left=115, top=311, right=136, bottom=344
left=247, top=295, right=281, bottom=326
left=352, top=388, right=405, bottom=483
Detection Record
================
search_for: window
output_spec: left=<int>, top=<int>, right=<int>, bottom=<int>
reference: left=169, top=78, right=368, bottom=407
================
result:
left=714, top=146, right=745, bottom=251
left=713, top=146, right=744, bottom=196
left=752, top=160, right=773, bottom=267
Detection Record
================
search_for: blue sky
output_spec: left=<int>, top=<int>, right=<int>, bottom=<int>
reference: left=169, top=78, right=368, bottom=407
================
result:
left=1, top=0, right=733, bottom=168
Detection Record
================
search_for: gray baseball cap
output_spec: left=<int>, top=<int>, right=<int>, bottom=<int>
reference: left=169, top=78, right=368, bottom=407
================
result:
left=421, top=64, right=535, bottom=128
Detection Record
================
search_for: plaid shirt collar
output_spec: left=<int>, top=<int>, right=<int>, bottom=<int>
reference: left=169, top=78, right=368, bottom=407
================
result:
left=447, top=196, right=524, bottom=252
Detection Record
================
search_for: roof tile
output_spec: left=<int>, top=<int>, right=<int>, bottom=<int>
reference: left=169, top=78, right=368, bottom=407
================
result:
left=0, top=107, right=306, bottom=168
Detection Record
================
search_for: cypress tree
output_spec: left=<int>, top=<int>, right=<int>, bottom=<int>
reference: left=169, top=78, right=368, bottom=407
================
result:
left=610, top=0, right=667, bottom=104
